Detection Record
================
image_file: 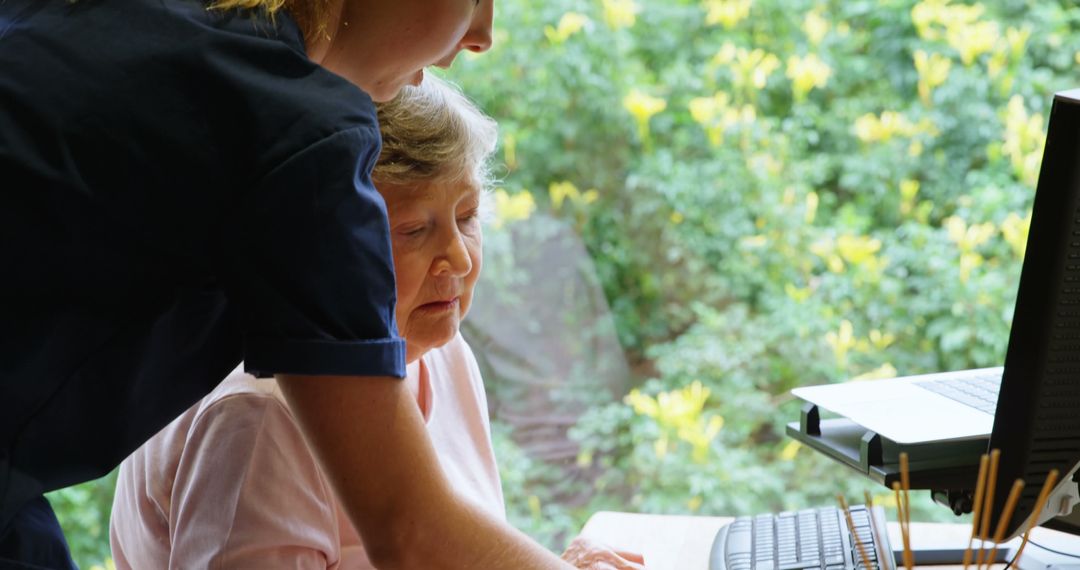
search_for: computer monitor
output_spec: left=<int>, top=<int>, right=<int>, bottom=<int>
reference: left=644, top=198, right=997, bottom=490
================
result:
left=978, top=88, right=1080, bottom=539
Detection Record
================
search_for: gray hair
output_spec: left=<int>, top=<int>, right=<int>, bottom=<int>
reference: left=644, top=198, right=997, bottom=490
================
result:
left=374, top=74, right=498, bottom=190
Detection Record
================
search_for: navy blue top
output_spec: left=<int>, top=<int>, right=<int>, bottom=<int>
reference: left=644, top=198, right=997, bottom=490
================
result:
left=0, top=0, right=406, bottom=525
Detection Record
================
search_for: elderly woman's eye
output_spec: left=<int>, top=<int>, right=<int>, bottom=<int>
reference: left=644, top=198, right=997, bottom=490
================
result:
left=400, top=224, right=427, bottom=237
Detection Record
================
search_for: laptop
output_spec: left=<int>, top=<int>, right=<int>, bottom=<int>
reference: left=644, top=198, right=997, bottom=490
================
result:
left=792, top=88, right=1080, bottom=447
left=791, top=367, right=999, bottom=444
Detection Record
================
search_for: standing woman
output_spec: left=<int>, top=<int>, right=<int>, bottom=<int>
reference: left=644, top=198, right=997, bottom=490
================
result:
left=0, top=0, right=574, bottom=567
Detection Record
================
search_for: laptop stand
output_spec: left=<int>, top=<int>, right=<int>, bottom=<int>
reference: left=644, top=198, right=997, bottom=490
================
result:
left=787, top=403, right=987, bottom=494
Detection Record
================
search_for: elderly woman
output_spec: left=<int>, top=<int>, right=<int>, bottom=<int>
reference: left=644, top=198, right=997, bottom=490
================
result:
left=109, top=75, right=644, bottom=570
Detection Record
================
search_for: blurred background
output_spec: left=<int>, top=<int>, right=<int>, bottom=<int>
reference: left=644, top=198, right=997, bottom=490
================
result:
left=55, top=0, right=1080, bottom=567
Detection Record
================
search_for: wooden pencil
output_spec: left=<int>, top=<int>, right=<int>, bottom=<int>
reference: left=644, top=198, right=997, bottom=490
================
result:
left=963, top=453, right=991, bottom=570
left=1011, top=469, right=1060, bottom=569
left=864, top=490, right=890, bottom=570
left=898, top=453, right=914, bottom=570
left=984, top=479, right=1025, bottom=570
left=976, top=449, right=1001, bottom=567
left=839, top=494, right=875, bottom=570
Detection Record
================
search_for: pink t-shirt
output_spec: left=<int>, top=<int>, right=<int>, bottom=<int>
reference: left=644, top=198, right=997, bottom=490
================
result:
left=110, top=333, right=505, bottom=570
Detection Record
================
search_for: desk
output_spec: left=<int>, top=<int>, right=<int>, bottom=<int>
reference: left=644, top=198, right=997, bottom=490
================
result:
left=581, top=512, right=1080, bottom=570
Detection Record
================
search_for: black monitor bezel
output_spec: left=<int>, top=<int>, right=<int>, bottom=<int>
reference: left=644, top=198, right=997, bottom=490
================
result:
left=987, top=89, right=1080, bottom=538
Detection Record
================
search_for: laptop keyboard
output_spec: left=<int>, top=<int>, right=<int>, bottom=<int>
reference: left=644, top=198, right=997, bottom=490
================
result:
left=915, top=371, right=1001, bottom=415
left=709, top=505, right=891, bottom=570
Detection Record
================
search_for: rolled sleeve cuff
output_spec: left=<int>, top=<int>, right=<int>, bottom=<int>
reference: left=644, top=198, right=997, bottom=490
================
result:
left=244, top=337, right=407, bottom=379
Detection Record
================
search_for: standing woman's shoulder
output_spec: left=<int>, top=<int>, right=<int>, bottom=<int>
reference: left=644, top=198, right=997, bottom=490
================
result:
left=0, top=0, right=376, bottom=188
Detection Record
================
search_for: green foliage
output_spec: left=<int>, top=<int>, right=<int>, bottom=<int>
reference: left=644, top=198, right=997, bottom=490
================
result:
left=46, top=470, right=117, bottom=569
left=452, top=0, right=1080, bottom=551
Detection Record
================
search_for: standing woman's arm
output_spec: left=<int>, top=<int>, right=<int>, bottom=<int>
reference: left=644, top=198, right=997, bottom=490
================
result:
left=278, top=373, right=573, bottom=570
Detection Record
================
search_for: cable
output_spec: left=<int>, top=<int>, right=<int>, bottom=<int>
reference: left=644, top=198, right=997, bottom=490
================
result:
left=1001, top=538, right=1080, bottom=570
left=1028, top=539, right=1080, bottom=559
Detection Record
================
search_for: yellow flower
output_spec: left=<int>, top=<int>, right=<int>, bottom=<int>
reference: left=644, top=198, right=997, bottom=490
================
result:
left=623, top=89, right=667, bottom=142
left=89, top=559, right=117, bottom=570
left=836, top=234, right=882, bottom=266
left=688, top=92, right=725, bottom=124
left=913, top=0, right=983, bottom=41
left=549, top=181, right=577, bottom=210
left=491, top=188, right=535, bottom=229
left=740, top=234, right=768, bottom=248
left=945, top=216, right=995, bottom=250
left=825, top=320, right=856, bottom=367
left=805, top=191, right=819, bottom=224
left=869, top=329, right=896, bottom=350
left=625, top=381, right=724, bottom=463
left=911, top=0, right=948, bottom=40
left=811, top=233, right=884, bottom=276
left=711, top=45, right=780, bottom=100
left=802, top=8, right=829, bottom=46
left=626, top=388, right=658, bottom=417
left=850, top=363, right=899, bottom=381
left=710, top=42, right=739, bottom=66
left=944, top=215, right=995, bottom=282
left=987, top=27, right=1028, bottom=92
left=853, top=111, right=918, bottom=143
left=670, top=211, right=685, bottom=224
left=544, top=12, right=589, bottom=44
left=948, top=19, right=999, bottom=66
left=986, top=49, right=1007, bottom=80
left=739, top=48, right=781, bottom=90
left=913, top=50, right=951, bottom=105
left=703, top=0, right=752, bottom=29
left=899, top=179, right=920, bottom=216
left=549, top=181, right=597, bottom=210
left=1000, top=95, right=1045, bottom=188
left=1001, top=211, right=1031, bottom=259
left=603, top=0, right=638, bottom=29
left=779, top=440, right=802, bottom=461
left=785, top=283, right=812, bottom=302
left=786, top=53, right=832, bottom=102
left=528, top=495, right=542, bottom=518
left=912, top=0, right=999, bottom=65
left=689, top=91, right=755, bottom=147
left=502, top=133, right=517, bottom=171
left=576, top=449, right=594, bottom=467
left=1005, top=26, right=1031, bottom=60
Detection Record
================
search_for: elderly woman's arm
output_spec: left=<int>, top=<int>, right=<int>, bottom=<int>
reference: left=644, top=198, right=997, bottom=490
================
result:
left=278, top=373, right=575, bottom=570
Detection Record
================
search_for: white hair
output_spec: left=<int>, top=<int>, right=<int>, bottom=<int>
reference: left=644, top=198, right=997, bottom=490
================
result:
left=374, top=74, right=499, bottom=191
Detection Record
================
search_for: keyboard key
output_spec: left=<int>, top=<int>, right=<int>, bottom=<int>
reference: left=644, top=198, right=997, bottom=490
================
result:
left=779, top=561, right=821, bottom=570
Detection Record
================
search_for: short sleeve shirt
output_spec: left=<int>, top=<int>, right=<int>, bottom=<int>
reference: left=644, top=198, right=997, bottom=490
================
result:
left=0, top=0, right=406, bottom=525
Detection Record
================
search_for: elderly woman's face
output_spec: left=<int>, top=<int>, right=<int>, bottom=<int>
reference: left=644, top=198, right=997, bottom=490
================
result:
left=380, top=178, right=483, bottom=362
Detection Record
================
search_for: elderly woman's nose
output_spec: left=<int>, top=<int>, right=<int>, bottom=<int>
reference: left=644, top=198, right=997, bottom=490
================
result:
left=434, top=231, right=472, bottom=276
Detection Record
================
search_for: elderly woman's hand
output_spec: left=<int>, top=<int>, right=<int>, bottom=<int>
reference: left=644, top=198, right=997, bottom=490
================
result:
left=561, top=535, right=646, bottom=569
